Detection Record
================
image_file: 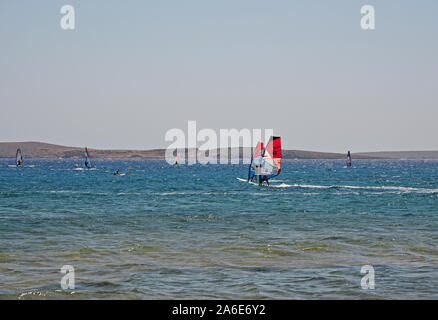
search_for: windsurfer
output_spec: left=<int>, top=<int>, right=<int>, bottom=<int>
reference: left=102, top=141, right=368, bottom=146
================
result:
left=16, top=149, right=23, bottom=166
left=245, top=137, right=281, bottom=186
left=114, top=169, right=120, bottom=175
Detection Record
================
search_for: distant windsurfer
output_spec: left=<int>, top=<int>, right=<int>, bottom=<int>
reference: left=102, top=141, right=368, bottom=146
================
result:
left=346, top=151, right=352, bottom=167
left=113, top=169, right=120, bottom=175
left=16, top=148, right=23, bottom=166
left=84, top=147, right=92, bottom=169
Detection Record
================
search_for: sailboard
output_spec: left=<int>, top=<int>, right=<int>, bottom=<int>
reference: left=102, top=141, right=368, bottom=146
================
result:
left=16, top=148, right=23, bottom=166
left=346, top=151, right=352, bottom=167
left=84, top=147, right=92, bottom=169
left=246, top=136, right=282, bottom=185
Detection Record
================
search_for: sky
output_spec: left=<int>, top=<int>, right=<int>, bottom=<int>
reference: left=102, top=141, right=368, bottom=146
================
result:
left=0, top=0, right=437, bottom=152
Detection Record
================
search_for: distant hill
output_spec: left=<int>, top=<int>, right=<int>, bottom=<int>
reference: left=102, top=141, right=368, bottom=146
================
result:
left=0, top=142, right=163, bottom=159
left=1, top=141, right=437, bottom=160
left=356, top=151, right=438, bottom=159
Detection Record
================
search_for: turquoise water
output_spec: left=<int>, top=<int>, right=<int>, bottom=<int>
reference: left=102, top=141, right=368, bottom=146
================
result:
left=1, top=159, right=438, bottom=299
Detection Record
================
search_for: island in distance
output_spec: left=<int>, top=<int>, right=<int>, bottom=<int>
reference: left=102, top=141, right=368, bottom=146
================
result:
left=1, top=141, right=438, bottom=160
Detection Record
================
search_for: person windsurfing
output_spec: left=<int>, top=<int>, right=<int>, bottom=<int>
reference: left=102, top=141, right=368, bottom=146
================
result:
left=247, top=137, right=282, bottom=186
left=346, top=151, right=352, bottom=167
left=84, top=147, right=92, bottom=169
left=16, top=148, right=23, bottom=166
left=113, top=169, right=120, bottom=175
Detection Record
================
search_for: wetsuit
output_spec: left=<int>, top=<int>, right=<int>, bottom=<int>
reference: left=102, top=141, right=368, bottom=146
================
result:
left=259, top=175, right=269, bottom=186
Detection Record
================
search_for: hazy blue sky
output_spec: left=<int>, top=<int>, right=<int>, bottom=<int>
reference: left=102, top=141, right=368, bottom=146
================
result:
left=1, top=0, right=437, bottom=152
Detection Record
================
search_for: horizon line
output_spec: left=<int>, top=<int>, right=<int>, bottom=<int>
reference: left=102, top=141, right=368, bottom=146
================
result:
left=1, top=140, right=438, bottom=154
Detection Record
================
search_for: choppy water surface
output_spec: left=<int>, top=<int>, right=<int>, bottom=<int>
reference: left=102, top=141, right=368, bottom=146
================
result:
left=0, top=159, right=437, bottom=299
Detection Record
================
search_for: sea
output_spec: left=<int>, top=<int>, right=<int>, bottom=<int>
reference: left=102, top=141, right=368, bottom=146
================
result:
left=0, top=159, right=437, bottom=299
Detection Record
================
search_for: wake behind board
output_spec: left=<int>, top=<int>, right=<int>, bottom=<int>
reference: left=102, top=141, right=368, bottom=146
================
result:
left=236, top=177, right=259, bottom=186
left=236, top=177, right=290, bottom=188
